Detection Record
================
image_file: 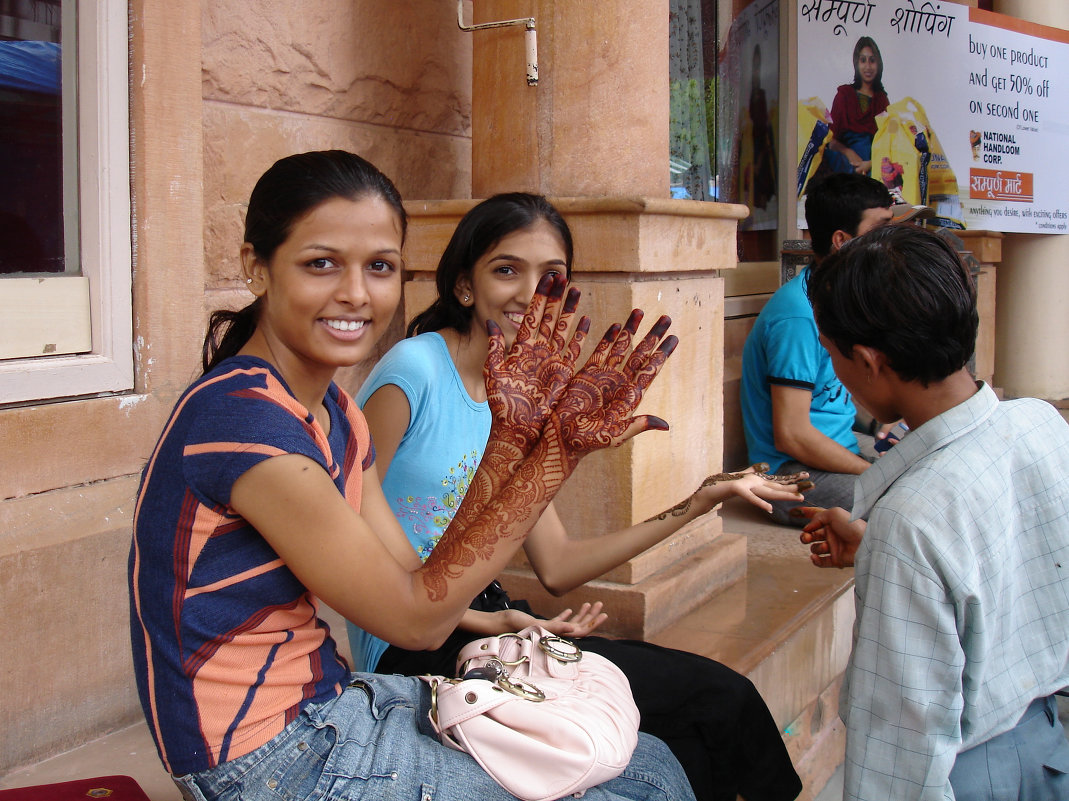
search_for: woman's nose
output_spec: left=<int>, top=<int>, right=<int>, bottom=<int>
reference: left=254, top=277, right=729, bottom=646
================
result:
left=336, top=266, right=370, bottom=305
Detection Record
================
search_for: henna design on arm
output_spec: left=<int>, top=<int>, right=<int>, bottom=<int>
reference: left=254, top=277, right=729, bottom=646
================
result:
left=643, top=463, right=814, bottom=522
left=450, top=275, right=586, bottom=533
left=419, top=306, right=677, bottom=603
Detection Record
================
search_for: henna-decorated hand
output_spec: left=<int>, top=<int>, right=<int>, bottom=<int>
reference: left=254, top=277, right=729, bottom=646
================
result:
left=484, top=273, right=589, bottom=456
left=546, top=310, right=676, bottom=472
left=646, top=463, right=814, bottom=522
left=713, top=463, right=813, bottom=514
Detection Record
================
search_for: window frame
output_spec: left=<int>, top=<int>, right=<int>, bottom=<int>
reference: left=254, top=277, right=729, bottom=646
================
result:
left=0, top=0, right=132, bottom=405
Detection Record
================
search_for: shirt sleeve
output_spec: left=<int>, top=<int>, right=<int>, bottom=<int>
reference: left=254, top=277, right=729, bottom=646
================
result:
left=763, top=314, right=824, bottom=391
left=182, top=381, right=332, bottom=509
left=830, top=84, right=851, bottom=138
left=842, top=513, right=965, bottom=801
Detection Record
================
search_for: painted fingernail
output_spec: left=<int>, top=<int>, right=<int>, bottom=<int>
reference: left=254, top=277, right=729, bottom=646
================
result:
left=536, top=273, right=554, bottom=294
left=658, top=335, right=679, bottom=356
left=550, top=273, right=567, bottom=299
left=647, top=416, right=670, bottom=431
left=563, top=287, right=580, bottom=313
left=624, top=309, right=644, bottom=333
left=648, top=315, right=672, bottom=338
left=602, top=323, right=621, bottom=342
left=798, top=480, right=815, bottom=491
left=577, top=315, right=591, bottom=334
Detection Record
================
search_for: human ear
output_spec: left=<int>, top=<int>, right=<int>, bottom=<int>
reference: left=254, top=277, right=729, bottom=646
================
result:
left=853, top=345, right=886, bottom=380
left=454, top=273, right=475, bottom=307
left=831, top=229, right=852, bottom=253
left=240, top=243, right=267, bottom=296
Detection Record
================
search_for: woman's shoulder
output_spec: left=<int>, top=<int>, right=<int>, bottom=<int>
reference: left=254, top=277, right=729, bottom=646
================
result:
left=356, top=332, right=450, bottom=405
left=181, top=355, right=289, bottom=413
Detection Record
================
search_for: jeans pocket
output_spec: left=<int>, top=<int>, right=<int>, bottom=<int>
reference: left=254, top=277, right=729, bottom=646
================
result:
left=258, top=723, right=339, bottom=801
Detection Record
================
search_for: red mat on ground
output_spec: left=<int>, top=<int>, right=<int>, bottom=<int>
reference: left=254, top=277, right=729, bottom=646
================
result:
left=0, top=776, right=151, bottom=801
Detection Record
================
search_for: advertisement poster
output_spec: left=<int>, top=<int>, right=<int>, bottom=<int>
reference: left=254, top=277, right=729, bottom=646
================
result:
left=718, top=0, right=780, bottom=230
left=796, top=1, right=1069, bottom=234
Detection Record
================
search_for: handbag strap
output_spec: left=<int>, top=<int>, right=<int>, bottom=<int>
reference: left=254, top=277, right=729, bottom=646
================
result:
left=456, top=626, right=583, bottom=679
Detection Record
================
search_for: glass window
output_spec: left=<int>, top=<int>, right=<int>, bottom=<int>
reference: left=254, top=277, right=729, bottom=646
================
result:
left=0, top=1, right=74, bottom=276
left=0, top=0, right=131, bottom=402
left=670, top=0, right=783, bottom=264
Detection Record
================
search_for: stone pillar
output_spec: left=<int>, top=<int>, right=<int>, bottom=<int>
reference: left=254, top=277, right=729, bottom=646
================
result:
left=956, top=231, right=1002, bottom=388
left=990, top=0, right=1069, bottom=401
left=404, top=1, right=746, bottom=638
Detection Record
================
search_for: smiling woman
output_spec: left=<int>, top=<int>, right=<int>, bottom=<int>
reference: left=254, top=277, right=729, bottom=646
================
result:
left=237, top=194, right=403, bottom=417
left=128, top=152, right=694, bottom=801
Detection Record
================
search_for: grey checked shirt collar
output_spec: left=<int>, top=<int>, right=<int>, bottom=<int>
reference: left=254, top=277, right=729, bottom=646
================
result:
left=851, top=381, right=995, bottom=521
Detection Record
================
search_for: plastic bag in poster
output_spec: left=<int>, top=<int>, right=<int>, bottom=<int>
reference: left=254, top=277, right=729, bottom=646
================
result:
left=796, top=97, right=833, bottom=196
left=872, top=97, right=963, bottom=225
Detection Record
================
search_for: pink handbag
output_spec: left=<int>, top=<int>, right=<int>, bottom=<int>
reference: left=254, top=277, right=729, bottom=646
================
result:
left=421, top=626, right=640, bottom=801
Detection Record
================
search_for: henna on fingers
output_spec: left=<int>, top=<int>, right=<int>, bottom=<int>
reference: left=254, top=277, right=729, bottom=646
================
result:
left=422, top=303, right=678, bottom=603
left=547, top=314, right=677, bottom=473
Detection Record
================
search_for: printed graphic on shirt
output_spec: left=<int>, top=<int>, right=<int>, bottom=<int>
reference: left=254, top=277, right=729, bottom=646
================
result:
left=393, top=449, right=479, bottom=561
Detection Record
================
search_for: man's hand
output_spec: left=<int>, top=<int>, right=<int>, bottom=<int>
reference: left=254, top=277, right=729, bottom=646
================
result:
left=797, top=506, right=866, bottom=568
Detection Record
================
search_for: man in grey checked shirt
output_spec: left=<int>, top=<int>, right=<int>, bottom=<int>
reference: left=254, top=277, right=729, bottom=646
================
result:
left=797, top=224, right=1069, bottom=800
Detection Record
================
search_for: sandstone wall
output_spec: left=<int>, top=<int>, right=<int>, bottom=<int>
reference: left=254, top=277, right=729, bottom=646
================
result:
left=0, top=0, right=472, bottom=773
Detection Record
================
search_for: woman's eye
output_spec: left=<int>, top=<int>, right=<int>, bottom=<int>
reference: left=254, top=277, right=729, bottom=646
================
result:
left=368, top=260, right=397, bottom=274
left=494, top=265, right=517, bottom=276
left=307, top=258, right=335, bottom=271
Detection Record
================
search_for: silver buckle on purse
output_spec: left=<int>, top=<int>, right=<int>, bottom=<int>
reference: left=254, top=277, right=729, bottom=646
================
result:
left=538, top=634, right=582, bottom=663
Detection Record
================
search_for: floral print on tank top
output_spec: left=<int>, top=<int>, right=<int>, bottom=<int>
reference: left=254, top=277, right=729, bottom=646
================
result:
left=393, top=449, right=480, bottom=561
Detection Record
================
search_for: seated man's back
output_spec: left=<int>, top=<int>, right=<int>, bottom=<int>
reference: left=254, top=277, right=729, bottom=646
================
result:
left=740, top=173, right=896, bottom=524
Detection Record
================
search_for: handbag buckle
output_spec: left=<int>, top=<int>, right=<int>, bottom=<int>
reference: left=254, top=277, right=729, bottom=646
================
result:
left=497, top=674, right=546, bottom=702
left=538, top=634, right=582, bottom=663
left=484, top=632, right=533, bottom=667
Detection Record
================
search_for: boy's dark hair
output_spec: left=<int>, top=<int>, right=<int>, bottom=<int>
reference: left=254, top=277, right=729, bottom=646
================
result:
left=804, top=173, right=892, bottom=258
left=806, top=224, right=977, bottom=386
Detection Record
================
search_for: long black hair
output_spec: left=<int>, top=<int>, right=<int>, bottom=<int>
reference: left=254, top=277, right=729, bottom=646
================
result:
left=201, top=150, right=407, bottom=374
left=407, top=193, right=573, bottom=337
left=851, top=36, right=885, bottom=95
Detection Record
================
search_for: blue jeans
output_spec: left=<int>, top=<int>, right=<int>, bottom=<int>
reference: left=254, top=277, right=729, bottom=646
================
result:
left=173, top=673, right=695, bottom=801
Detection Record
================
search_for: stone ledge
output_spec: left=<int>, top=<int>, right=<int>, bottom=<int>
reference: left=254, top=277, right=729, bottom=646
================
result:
left=499, top=531, right=747, bottom=640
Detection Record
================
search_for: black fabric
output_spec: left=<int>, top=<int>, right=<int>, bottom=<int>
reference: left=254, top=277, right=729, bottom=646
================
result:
left=376, top=583, right=802, bottom=801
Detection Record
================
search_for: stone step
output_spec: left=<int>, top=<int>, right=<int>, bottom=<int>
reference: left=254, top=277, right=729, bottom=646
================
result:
left=649, top=501, right=856, bottom=800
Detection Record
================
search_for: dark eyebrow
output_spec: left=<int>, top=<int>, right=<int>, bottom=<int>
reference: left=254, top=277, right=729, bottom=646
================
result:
left=301, top=245, right=402, bottom=258
left=488, top=253, right=567, bottom=266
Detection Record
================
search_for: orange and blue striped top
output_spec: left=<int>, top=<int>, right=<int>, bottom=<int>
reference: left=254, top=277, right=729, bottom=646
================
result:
left=128, top=356, right=373, bottom=776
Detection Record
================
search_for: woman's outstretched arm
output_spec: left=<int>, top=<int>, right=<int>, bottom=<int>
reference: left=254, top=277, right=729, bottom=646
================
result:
left=524, top=466, right=811, bottom=595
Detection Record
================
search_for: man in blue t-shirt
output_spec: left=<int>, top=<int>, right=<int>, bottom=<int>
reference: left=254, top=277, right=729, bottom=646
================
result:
left=741, top=173, right=923, bottom=525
